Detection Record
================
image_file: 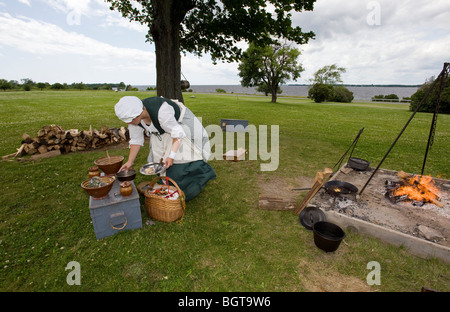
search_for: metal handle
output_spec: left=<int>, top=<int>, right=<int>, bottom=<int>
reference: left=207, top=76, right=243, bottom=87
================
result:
left=110, top=212, right=127, bottom=230
left=110, top=217, right=127, bottom=230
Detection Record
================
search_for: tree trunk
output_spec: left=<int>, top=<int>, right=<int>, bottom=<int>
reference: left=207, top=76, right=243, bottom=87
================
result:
left=271, top=92, right=277, bottom=103
left=271, top=83, right=278, bottom=103
left=151, top=0, right=194, bottom=103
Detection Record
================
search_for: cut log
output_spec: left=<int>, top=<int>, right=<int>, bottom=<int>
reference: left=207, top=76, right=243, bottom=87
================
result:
left=294, top=168, right=333, bottom=215
left=397, top=170, right=411, bottom=180
left=22, top=133, right=32, bottom=142
left=10, top=125, right=129, bottom=158
left=38, top=145, right=48, bottom=154
left=119, top=127, right=127, bottom=140
left=258, top=196, right=296, bottom=211
left=15, top=143, right=26, bottom=157
left=4, top=143, right=28, bottom=159
left=24, top=142, right=38, bottom=155
left=30, top=149, right=61, bottom=160
left=2, top=153, right=17, bottom=160
left=42, top=125, right=52, bottom=133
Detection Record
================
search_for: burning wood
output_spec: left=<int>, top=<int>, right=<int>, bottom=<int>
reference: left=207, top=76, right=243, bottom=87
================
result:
left=385, top=171, right=444, bottom=208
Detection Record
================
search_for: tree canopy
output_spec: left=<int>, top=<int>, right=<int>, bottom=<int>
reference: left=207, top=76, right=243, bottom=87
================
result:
left=308, top=64, right=353, bottom=103
left=310, top=64, right=346, bottom=85
left=410, top=75, right=450, bottom=114
left=106, top=0, right=316, bottom=100
left=238, top=41, right=303, bottom=103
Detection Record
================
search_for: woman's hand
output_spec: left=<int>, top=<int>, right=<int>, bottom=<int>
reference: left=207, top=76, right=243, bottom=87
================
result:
left=120, top=161, right=133, bottom=172
left=120, top=144, right=141, bottom=172
left=164, top=157, right=174, bottom=169
left=164, top=138, right=180, bottom=170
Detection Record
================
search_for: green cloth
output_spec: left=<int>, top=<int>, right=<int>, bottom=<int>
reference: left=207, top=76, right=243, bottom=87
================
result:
left=165, top=160, right=216, bottom=202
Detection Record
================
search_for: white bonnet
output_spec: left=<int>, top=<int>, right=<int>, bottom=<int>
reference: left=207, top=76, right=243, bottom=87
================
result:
left=114, top=96, right=143, bottom=123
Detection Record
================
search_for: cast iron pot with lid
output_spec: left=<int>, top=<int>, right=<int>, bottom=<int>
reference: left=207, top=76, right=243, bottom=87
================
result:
left=299, top=207, right=326, bottom=231
left=348, top=157, right=370, bottom=171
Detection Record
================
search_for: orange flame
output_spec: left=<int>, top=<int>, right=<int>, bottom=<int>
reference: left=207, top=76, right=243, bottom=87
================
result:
left=393, top=175, right=441, bottom=203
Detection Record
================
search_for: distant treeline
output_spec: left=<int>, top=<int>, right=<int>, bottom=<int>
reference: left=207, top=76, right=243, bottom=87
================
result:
left=0, top=78, right=154, bottom=92
left=287, top=84, right=422, bottom=87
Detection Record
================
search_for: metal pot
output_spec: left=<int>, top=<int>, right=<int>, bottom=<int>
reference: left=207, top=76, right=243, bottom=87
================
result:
left=116, top=169, right=136, bottom=181
left=313, top=221, right=346, bottom=252
left=323, top=180, right=358, bottom=196
left=299, top=207, right=326, bottom=231
left=181, top=80, right=190, bottom=90
left=293, top=180, right=358, bottom=196
left=348, top=157, right=370, bottom=171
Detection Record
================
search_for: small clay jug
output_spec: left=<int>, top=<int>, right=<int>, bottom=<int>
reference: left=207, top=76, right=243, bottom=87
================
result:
left=88, top=166, right=100, bottom=178
left=120, top=181, right=133, bottom=197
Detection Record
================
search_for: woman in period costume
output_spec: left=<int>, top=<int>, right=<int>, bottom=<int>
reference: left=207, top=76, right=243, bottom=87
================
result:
left=114, top=96, right=216, bottom=201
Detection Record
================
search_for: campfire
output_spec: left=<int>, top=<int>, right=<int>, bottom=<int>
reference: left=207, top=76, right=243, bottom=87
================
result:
left=385, top=171, right=443, bottom=208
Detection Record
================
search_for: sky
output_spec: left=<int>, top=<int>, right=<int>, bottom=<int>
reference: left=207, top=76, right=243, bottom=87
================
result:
left=0, top=0, right=449, bottom=86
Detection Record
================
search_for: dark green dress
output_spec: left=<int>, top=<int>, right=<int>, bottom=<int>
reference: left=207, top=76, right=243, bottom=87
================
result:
left=165, top=161, right=216, bottom=202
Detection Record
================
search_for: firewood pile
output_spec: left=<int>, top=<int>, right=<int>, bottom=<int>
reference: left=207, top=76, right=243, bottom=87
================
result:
left=3, top=124, right=129, bottom=160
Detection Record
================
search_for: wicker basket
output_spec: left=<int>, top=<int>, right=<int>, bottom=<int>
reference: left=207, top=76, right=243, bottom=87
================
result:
left=142, top=176, right=186, bottom=223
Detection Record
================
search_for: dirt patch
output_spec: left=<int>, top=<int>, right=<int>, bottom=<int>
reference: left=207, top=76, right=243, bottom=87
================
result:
left=297, top=258, right=373, bottom=292
left=257, top=175, right=316, bottom=211
left=258, top=175, right=314, bottom=201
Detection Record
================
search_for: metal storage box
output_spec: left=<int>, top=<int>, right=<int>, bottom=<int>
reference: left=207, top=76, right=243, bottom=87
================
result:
left=220, top=119, right=248, bottom=132
left=88, top=180, right=142, bottom=240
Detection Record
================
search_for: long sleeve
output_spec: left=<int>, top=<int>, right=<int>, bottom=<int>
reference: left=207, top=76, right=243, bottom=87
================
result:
left=158, top=102, right=186, bottom=139
left=127, top=124, right=145, bottom=146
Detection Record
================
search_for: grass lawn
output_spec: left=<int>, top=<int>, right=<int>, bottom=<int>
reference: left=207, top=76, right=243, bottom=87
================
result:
left=0, top=90, right=449, bottom=292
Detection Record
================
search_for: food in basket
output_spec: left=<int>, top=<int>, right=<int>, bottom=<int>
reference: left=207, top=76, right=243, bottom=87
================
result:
left=150, top=186, right=179, bottom=199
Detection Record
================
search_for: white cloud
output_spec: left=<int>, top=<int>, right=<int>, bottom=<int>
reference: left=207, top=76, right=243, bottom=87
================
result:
left=17, top=0, right=31, bottom=6
left=40, top=0, right=115, bottom=21
left=100, top=14, right=147, bottom=33
left=2, top=0, right=449, bottom=85
left=181, top=54, right=240, bottom=85
left=41, top=0, right=149, bottom=34
left=0, top=13, right=154, bottom=61
left=42, top=0, right=93, bottom=15
left=0, top=12, right=156, bottom=83
left=291, top=0, right=450, bottom=84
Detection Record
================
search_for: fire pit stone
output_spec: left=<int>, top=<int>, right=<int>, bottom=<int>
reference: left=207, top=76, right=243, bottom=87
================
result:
left=309, top=165, right=450, bottom=264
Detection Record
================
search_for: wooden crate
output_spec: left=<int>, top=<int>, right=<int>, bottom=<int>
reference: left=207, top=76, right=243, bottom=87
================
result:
left=222, top=148, right=246, bottom=161
left=220, top=119, right=248, bottom=132
left=88, top=180, right=142, bottom=239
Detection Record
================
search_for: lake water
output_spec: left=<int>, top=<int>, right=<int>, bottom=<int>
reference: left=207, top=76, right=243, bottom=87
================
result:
left=136, top=85, right=420, bottom=101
